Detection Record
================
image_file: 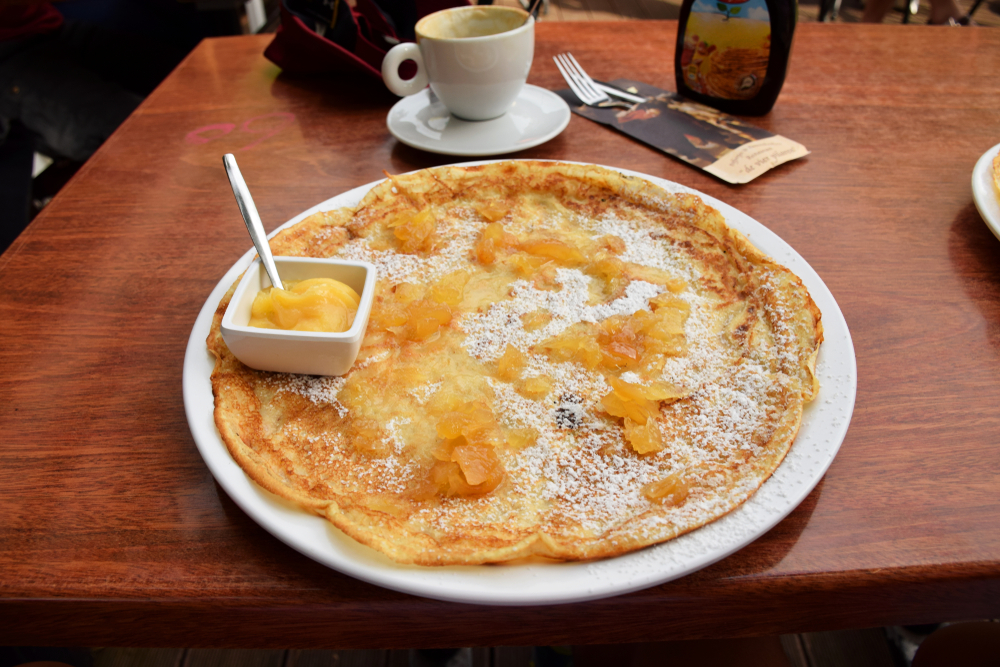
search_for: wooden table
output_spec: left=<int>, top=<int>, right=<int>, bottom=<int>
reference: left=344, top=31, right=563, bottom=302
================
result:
left=2, top=22, right=999, bottom=650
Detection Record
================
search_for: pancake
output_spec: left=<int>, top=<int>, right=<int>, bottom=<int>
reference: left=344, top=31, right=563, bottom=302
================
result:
left=993, top=150, right=1000, bottom=202
left=207, top=161, right=823, bottom=565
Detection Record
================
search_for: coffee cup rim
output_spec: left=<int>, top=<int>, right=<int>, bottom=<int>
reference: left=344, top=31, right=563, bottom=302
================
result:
left=415, top=6, right=533, bottom=43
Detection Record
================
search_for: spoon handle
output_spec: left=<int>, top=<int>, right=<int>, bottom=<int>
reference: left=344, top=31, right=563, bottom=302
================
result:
left=223, top=154, right=284, bottom=290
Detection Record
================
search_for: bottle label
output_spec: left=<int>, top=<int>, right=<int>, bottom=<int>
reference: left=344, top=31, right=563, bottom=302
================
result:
left=680, top=0, right=771, bottom=101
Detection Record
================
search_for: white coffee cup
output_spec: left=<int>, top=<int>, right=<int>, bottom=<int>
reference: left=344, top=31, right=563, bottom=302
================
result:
left=381, top=6, right=534, bottom=121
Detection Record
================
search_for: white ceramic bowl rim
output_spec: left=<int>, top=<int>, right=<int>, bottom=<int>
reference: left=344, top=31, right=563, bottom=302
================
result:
left=222, top=257, right=376, bottom=342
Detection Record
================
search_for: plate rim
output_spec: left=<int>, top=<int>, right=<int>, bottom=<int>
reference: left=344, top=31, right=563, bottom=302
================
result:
left=971, top=142, right=1000, bottom=242
left=183, top=160, right=858, bottom=606
left=386, top=84, right=570, bottom=157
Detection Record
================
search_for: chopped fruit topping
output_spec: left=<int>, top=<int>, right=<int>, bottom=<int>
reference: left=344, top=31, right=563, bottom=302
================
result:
left=608, top=341, right=640, bottom=362
left=483, top=221, right=517, bottom=244
left=537, top=326, right=602, bottom=369
left=348, top=418, right=387, bottom=455
left=506, top=427, right=538, bottom=449
left=596, top=315, right=642, bottom=370
left=521, top=309, right=552, bottom=332
left=587, top=256, right=629, bottom=296
left=634, top=305, right=688, bottom=355
left=533, top=265, right=563, bottom=291
left=641, top=472, right=689, bottom=505
left=390, top=209, right=436, bottom=254
left=612, top=375, right=684, bottom=401
left=431, top=437, right=462, bottom=461
left=394, top=282, right=426, bottom=304
left=429, top=401, right=506, bottom=496
left=451, top=443, right=501, bottom=485
left=650, top=293, right=689, bottom=312
left=401, top=300, right=452, bottom=341
left=474, top=222, right=518, bottom=266
left=664, top=278, right=687, bottom=294
left=601, top=389, right=658, bottom=424
left=429, top=456, right=503, bottom=497
left=431, top=270, right=470, bottom=306
left=628, top=265, right=672, bottom=284
left=537, top=298, right=689, bottom=373
left=475, top=240, right=496, bottom=266
left=393, top=363, right=431, bottom=388
left=495, top=344, right=526, bottom=381
left=369, top=301, right=407, bottom=331
left=640, top=381, right=686, bottom=401
left=519, top=375, right=552, bottom=399
left=601, top=375, right=685, bottom=428
left=597, top=234, right=627, bottom=254
left=520, top=236, right=586, bottom=266
left=630, top=265, right=686, bottom=293
left=370, top=282, right=453, bottom=340
left=374, top=290, right=452, bottom=341
left=649, top=293, right=690, bottom=317
left=435, top=400, right=499, bottom=446
left=475, top=201, right=510, bottom=222
left=600, top=377, right=661, bottom=424
left=505, top=252, right=550, bottom=277
left=623, top=417, right=664, bottom=454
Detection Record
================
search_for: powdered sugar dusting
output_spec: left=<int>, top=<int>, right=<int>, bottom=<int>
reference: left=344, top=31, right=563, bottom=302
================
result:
left=408, top=382, right=441, bottom=405
left=588, top=212, right=696, bottom=282
left=337, top=207, right=482, bottom=285
left=385, top=417, right=411, bottom=455
left=460, top=269, right=661, bottom=362
left=273, top=375, right=348, bottom=416
left=356, top=350, right=391, bottom=369
left=660, top=291, right=734, bottom=393
left=756, top=268, right=799, bottom=371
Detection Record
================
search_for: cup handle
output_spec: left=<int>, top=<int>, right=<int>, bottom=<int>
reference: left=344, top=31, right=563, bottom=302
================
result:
left=382, top=43, right=428, bottom=97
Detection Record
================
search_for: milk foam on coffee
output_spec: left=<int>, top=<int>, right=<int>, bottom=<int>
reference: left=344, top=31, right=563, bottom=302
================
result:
left=418, top=8, right=525, bottom=40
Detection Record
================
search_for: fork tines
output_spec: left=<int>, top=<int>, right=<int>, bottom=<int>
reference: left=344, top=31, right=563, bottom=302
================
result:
left=553, top=53, right=608, bottom=106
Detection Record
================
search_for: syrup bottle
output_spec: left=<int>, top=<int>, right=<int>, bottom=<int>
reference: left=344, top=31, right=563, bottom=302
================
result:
left=674, top=0, right=796, bottom=116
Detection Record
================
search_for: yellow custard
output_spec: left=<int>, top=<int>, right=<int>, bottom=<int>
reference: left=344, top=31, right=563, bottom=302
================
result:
left=249, top=278, right=360, bottom=332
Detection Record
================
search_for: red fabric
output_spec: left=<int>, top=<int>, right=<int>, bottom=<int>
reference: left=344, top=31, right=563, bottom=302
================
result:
left=264, top=3, right=382, bottom=78
left=0, top=3, right=63, bottom=42
left=264, top=0, right=469, bottom=79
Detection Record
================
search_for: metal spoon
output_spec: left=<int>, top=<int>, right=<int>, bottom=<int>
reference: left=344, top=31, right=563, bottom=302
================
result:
left=223, top=153, right=283, bottom=290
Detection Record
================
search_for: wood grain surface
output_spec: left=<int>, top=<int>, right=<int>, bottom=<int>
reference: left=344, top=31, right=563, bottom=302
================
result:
left=1, top=22, right=999, bottom=650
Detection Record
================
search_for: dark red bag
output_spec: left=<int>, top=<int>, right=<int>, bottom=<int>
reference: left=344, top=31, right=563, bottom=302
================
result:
left=264, top=0, right=469, bottom=79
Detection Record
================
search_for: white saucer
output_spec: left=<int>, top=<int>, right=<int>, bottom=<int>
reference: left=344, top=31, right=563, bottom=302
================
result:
left=387, top=84, right=570, bottom=157
left=971, top=142, right=1000, bottom=242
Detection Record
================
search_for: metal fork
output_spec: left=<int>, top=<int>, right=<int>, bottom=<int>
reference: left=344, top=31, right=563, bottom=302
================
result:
left=553, top=53, right=646, bottom=107
left=553, top=53, right=608, bottom=106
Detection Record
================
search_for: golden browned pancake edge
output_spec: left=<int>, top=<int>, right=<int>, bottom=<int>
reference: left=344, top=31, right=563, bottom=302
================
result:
left=993, top=151, right=1000, bottom=203
left=207, top=161, right=823, bottom=565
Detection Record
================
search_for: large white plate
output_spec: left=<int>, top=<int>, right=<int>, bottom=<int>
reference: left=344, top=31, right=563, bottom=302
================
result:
left=972, top=142, right=1000, bottom=243
left=183, top=162, right=857, bottom=606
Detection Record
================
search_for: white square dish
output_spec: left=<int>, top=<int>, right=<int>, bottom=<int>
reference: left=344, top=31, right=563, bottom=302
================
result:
left=220, top=256, right=376, bottom=376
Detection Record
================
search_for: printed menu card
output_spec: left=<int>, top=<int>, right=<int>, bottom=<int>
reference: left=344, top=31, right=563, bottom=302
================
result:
left=556, top=80, right=808, bottom=184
